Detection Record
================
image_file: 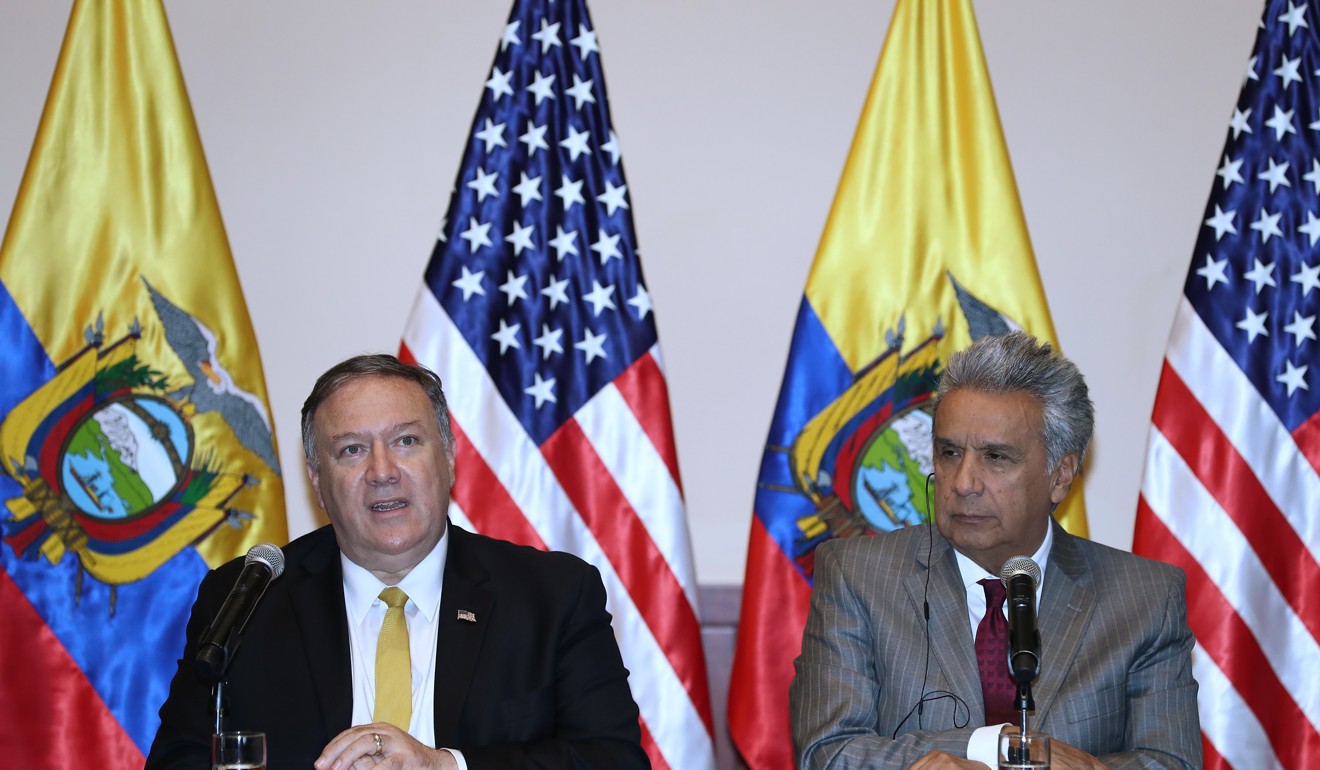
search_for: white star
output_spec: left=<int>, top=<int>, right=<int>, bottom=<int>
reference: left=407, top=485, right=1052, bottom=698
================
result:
left=485, top=67, right=514, bottom=101
left=527, top=70, right=556, bottom=106
left=571, top=24, right=599, bottom=59
left=1280, top=2, right=1310, bottom=36
left=1258, top=158, right=1291, bottom=192
left=541, top=274, right=570, bottom=309
left=548, top=226, right=579, bottom=260
left=596, top=180, right=630, bottom=215
left=1277, top=359, right=1309, bottom=396
left=1305, top=159, right=1320, bottom=192
left=459, top=217, right=493, bottom=253
left=531, top=18, right=562, bottom=53
left=575, top=328, right=608, bottom=364
left=466, top=167, right=499, bottom=202
left=1216, top=156, right=1244, bottom=189
left=1244, top=258, right=1278, bottom=294
left=1275, top=54, right=1303, bottom=88
left=555, top=174, right=585, bottom=211
left=628, top=285, right=652, bottom=319
left=524, top=372, right=557, bottom=408
left=601, top=131, right=621, bottom=166
left=474, top=118, right=507, bottom=152
left=1300, top=211, right=1320, bottom=246
left=505, top=221, right=535, bottom=256
left=560, top=124, right=592, bottom=162
left=499, top=270, right=529, bottom=306
left=520, top=122, right=550, bottom=157
left=591, top=230, right=622, bottom=265
left=1229, top=107, right=1253, bottom=139
left=1195, top=255, right=1229, bottom=290
left=564, top=74, right=596, bottom=110
left=1311, top=110, right=1320, bottom=133
left=1205, top=204, right=1237, bottom=240
left=1292, top=261, right=1320, bottom=295
left=512, top=172, right=542, bottom=208
left=533, top=324, right=564, bottom=360
left=500, top=20, right=521, bottom=51
left=451, top=265, right=486, bottom=300
left=1284, top=310, right=1317, bottom=346
left=582, top=280, right=617, bottom=316
left=1250, top=209, right=1283, bottom=244
left=1246, top=55, right=1260, bottom=83
left=1266, top=105, right=1297, bottom=140
left=491, top=318, right=521, bottom=355
left=1237, top=307, right=1269, bottom=343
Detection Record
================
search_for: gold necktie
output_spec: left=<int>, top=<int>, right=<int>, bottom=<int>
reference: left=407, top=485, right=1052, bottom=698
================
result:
left=373, top=587, right=412, bottom=730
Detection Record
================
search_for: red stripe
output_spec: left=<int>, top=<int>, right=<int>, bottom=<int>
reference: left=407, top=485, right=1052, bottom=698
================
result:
left=0, top=568, right=143, bottom=768
left=450, top=420, right=548, bottom=551
left=541, top=419, right=714, bottom=735
left=727, top=515, right=812, bottom=770
left=612, top=351, right=684, bottom=494
left=1151, top=362, right=1320, bottom=641
left=1134, top=500, right=1320, bottom=770
left=1203, top=734, right=1229, bottom=770
left=1291, top=409, right=1320, bottom=475
left=639, top=717, right=672, bottom=770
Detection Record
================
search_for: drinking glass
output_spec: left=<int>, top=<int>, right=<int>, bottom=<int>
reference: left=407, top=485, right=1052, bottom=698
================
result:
left=998, top=730, right=1050, bottom=769
left=212, top=730, right=266, bottom=770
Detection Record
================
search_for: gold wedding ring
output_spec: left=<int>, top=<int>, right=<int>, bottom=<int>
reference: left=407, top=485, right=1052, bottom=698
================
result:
left=373, top=732, right=383, bottom=756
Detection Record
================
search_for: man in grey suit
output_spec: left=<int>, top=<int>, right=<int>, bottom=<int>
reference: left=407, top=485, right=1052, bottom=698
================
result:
left=790, top=332, right=1200, bottom=769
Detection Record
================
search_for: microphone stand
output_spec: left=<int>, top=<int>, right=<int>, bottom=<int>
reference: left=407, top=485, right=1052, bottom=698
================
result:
left=213, top=678, right=227, bottom=737
left=1010, top=682, right=1035, bottom=764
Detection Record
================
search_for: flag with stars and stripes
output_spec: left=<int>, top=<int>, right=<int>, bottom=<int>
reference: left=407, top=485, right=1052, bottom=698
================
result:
left=398, top=2, right=715, bottom=769
left=1134, top=1, right=1320, bottom=768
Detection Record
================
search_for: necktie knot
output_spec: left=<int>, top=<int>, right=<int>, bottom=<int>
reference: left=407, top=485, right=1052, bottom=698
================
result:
left=979, top=577, right=1005, bottom=610
left=379, top=586, right=409, bottom=609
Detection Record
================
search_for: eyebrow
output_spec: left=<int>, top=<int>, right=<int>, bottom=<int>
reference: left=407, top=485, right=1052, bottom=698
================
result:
left=328, top=421, right=427, bottom=444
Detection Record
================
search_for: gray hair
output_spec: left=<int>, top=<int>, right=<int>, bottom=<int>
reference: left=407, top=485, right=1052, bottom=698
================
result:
left=935, top=331, right=1094, bottom=470
left=301, top=354, right=456, bottom=469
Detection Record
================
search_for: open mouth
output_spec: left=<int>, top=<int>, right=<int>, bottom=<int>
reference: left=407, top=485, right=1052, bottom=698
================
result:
left=370, top=500, right=407, bottom=512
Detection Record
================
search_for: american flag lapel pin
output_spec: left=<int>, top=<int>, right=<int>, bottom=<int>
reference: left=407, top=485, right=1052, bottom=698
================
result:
left=457, top=609, right=477, bottom=623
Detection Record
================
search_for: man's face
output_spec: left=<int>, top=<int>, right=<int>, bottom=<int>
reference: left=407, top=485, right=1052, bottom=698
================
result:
left=306, top=375, right=454, bottom=582
left=931, top=388, right=1077, bottom=574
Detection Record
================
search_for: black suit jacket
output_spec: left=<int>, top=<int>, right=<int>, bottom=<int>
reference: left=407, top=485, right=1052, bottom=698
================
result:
left=145, top=523, right=648, bottom=769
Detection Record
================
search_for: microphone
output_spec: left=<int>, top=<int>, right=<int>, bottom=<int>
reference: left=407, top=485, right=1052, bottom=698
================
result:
left=194, top=543, right=285, bottom=681
left=999, top=556, right=1041, bottom=685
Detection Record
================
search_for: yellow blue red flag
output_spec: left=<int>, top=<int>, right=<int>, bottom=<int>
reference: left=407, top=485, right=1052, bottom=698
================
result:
left=725, top=1, right=1086, bottom=767
left=0, top=1, right=287, bottom=766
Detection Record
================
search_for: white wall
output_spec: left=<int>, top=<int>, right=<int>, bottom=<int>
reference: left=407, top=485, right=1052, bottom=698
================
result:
left=0, top=1, right=1265, bottom=585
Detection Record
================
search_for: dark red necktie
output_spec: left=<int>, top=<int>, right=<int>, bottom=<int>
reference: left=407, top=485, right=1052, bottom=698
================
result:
left=976, top=578, right=1015, bottom=725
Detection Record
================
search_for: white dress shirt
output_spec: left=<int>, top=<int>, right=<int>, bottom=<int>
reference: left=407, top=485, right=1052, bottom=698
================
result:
left=341, top=527, right=468, bottom=768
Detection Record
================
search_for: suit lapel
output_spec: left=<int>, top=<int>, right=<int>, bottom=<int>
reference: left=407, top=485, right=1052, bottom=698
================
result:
left=433, top=526, right=494, bottom=746
left=909, top=530, right=984, bottom=720
left=1031, top=522, right=1095, bottom=723
left=290, top=528, right=354, bottom=738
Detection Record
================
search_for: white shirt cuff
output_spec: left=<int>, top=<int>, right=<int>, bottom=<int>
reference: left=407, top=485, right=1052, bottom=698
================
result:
left=442, top=747, right=468, bottom=770
left=967, top=724, right=1006, bottom=766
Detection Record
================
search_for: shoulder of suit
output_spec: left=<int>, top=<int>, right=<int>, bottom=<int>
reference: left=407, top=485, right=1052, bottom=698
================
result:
left=1064, top=531, right=1185, bottom=584
left=449, top=523, right=595, bottom=575
left=816, top=524, right=931, bottom=563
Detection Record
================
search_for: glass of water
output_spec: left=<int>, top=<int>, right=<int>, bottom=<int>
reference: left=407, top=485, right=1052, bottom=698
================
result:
left=212, top=730, right=266, bottom=770
left=998, top=730, right=1050, bottom=769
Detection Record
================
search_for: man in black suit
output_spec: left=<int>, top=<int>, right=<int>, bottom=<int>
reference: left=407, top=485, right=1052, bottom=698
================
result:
left=146, top=354, right=648, bottom=769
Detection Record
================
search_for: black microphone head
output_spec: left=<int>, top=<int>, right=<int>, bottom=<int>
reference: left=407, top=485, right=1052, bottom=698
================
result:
left=245, top=542, right=285, bottom=578
left=999, top=555, right=1041, bottom=589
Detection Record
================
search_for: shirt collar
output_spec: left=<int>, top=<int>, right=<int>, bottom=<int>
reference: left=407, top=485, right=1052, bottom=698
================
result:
left=953, top=518, right=1054, bottom=590
left=341, top=525, right=449, bottom=625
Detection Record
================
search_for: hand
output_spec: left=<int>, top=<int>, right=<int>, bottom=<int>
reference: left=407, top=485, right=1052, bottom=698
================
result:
left=1047, top=739, right=1111, bottom=770
left=314, top=723, right=458, bottom=770
left=906, top=750, right=991, bottom=769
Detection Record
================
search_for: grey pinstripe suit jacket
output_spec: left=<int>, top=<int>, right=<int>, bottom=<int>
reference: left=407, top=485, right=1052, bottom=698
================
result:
left=789, top=520, right=1201, bottom=769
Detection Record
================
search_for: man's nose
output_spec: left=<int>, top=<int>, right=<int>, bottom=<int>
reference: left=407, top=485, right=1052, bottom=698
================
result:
left=366, top=445, right=400, bottom=485
left=949, top=456, right=982, bottom=496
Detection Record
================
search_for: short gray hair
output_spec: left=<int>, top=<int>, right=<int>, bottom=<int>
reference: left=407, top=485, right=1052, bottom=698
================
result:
left=935, top=331, right=1094, bottom=470
left=301, top=354, right=456, bottom=469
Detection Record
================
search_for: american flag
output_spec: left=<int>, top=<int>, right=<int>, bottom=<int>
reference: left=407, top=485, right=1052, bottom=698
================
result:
left=1134, top=1, right=1320, bottom=768
left=398, top=1, right=716, bottom=769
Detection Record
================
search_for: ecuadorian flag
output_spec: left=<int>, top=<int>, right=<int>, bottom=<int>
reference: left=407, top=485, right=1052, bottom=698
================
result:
left=725, top=1, right=1088, bottom=768
left=0, top=2, right=287, bottom=765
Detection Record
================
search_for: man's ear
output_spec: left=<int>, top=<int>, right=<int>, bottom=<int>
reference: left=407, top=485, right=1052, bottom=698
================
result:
left=1050, top=452, right=1079, bottom=505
